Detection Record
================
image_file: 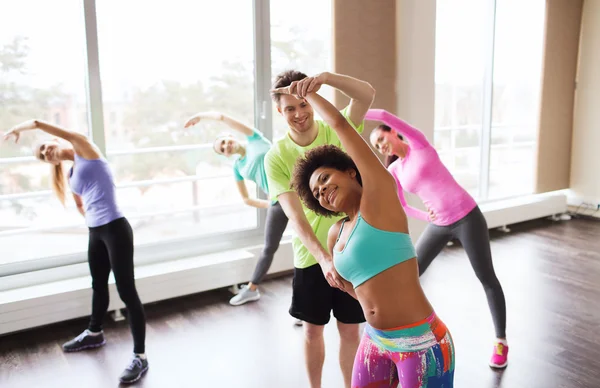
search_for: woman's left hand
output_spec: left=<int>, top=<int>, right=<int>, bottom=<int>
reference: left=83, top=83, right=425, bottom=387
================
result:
left=428, top=208, right=436, bottom=222
left=3, top=120, right=38, bottom=143
left=294, top=74, right=326, bottom=98
left=270, top=73, right=327, bottom=99
left=183, top=114, right=203, bottom=128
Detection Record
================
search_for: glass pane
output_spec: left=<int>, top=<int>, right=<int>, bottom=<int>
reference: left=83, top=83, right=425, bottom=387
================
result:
left=488, top=0, right=545, bottom=199
left=96, top=0, right=257, bottom=243
left=455, top=86, right=484, bottom=126
left=434, top=0, right=487, bottom=199
left=489, top=145, right=536, bottom=198
left=453, top=173, right=480, bottom=198
left=438, top=151, right=454, bottom=169
left=434, top=84, right=453, bottom=129
left=454, top=149, right=480, bottom=170
left=453, top=127, right=481, bottom=149
left=434, top=129, right=452, bottom=151
left=271, top=0, right=333, bottom=139
left=0, top=0, right=89, bottom=266
left=491, top=124, right=512, bottom=146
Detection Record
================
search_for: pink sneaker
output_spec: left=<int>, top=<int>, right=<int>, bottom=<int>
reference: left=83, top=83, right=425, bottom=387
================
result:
left=489, top=341, right=509, bottom=368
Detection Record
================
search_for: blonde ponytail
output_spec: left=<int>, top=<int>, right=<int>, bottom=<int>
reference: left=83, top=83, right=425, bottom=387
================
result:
left=51, top=162, right=66, bottom=206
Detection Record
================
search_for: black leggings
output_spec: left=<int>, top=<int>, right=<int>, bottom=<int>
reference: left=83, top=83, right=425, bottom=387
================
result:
left=416, top=206, right=507, bottom=338
left=251, top=201, right=289, bottom=285
left=87, top=217, right=146, bottom=354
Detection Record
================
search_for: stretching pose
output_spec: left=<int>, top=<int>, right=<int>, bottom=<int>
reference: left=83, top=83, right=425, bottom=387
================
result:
left=368, top=109, right=508, bottom=368
left=4, top=120, right=148, bottom=384
left=277, top=86, right=455, bottom=387
left=267, top=70, right=374, bottom=388
left=184, top=112, right=290, bottom=307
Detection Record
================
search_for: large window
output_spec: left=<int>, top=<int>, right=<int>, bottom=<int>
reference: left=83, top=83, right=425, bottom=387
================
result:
left=270, top=0, right=333, bottom=139
left=435, top=0, right=545, bottom=200
left=0, top=0, right=89, bottom=265
left=488, top=0, right=545, bottom=198
left=0, top=0, right=333, bottom=275
left=434, top=0, right=487, bottom=197
left=96, top=0, right=256, bottom=245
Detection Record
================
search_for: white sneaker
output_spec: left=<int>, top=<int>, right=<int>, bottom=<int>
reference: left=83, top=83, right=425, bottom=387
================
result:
left=229, top=286, right=260, bottom=306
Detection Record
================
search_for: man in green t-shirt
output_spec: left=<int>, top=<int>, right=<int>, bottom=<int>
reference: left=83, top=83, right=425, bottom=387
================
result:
left=265, top=70, right=375, bottom=388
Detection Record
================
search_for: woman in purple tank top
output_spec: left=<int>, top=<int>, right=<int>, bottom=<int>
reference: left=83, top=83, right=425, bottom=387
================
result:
left=368, top=110, right=509, bottom=369
left=4, top=120, right=149, bottom=384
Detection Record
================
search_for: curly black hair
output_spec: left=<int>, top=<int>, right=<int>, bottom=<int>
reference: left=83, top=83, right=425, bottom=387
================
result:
left=291, top=145, right=362, bottom=217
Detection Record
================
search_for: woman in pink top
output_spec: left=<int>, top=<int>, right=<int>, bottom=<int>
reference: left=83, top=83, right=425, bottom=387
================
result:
left=368, top=109, right=509, bottom=369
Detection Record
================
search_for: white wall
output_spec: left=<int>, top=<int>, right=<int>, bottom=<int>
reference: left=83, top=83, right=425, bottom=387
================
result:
left=571, top=0, right=600, bottom=204
left=396, top=0, right=437, bottom=239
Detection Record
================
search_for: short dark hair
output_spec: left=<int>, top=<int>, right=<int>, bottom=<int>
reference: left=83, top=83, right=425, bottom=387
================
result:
left=270, top=70, right=308, bottom=104
left=291, top=145, right=362, bottom=217
left=375, top=124, right=404, bottom=168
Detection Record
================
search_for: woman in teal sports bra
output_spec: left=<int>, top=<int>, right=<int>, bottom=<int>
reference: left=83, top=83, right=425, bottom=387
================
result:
left=273, top=81, right=455, bottom=387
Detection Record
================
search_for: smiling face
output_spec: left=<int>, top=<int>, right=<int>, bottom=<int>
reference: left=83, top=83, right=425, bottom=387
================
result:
left=213, top=135, right=240, bottom=157
left=291, top=144, right=363, bottom=217
left=369, top=127, right=403, bottom=157
left=34, top=140, right=63, bottom=165
left=308, top=166, right=362, bottom=214
left=277, top=94, right=315, bottom=134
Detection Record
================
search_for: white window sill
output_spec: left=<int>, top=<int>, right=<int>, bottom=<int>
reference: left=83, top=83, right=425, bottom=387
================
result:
left=0, top=191, right=568, bottom=335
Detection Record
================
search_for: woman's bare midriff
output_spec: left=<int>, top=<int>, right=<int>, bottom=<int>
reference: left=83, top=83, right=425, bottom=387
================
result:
left=355, top=258, right=434, bottom=330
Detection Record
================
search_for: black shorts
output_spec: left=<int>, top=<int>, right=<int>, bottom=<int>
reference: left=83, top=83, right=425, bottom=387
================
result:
left=289, top=264, right=365, bottom=326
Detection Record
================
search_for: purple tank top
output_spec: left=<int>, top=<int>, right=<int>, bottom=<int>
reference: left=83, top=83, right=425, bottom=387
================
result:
left=69, top=154, right=123, bottom=227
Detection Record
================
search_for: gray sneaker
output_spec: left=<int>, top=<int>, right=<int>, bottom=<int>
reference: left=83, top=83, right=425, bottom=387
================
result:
left=62, top=329, right=106, bottom=352
left=119, top=354, right=149, bottom=384
left=229, top=286, right=260, bottom=306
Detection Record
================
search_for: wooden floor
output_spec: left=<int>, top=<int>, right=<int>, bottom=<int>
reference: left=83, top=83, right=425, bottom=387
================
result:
left=1, top=217, right=600, bottom=388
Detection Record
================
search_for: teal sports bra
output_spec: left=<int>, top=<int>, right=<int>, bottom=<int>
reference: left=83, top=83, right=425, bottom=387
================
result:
left=333, top=213, right=416, bottom=288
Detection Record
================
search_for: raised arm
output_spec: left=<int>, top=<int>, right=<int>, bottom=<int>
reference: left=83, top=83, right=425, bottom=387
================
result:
left=3, top=120, right=100, bottom=159
left=366, top=109, right=430, bottom=149
left=184, top=111, right=254, bottom=137
left=284, top=72, right=375, bottom=128
left=235, top=180, right=270, bottom=209
left=320, top=72, right=375, bottom=126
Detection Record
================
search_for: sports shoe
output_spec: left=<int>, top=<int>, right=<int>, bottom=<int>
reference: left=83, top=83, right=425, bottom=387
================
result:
left=62, top=329, right=106, bottom=352
left=119, top=354, right=149, bottom=384
left=489, top=341, right=509, bottom=368
left=229, top=285, right=260, bottom=306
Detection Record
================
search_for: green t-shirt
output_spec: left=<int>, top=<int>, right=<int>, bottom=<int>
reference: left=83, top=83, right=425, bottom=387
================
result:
left=233, top=128, right=271, bottom=195
left=264, top=108, right=364, bottom=269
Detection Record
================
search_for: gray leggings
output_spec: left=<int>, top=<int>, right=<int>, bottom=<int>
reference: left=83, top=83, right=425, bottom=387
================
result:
left=251, top=201, right=289, bottom=285
left=416, top=206, right=507, bottom=338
